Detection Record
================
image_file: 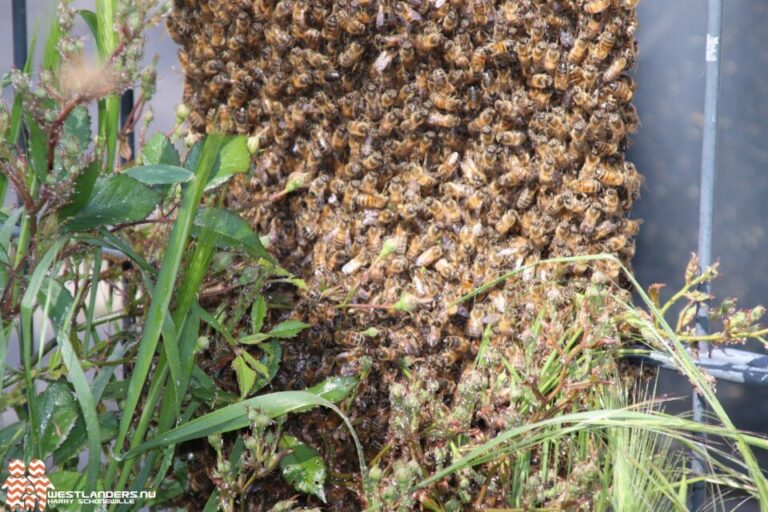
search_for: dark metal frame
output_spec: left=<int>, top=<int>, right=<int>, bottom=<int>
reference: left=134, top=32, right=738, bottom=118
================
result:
left=4, top=0, right=759, bottom=510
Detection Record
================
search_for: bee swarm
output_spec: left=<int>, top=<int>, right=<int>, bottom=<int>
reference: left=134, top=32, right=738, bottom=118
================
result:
left=170, top=0, right=642, bottom=507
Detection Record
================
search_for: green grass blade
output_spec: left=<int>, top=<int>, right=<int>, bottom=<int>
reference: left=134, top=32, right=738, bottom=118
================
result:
left=108, top=134, right=224, bottom=487
left=54, top=280, right=102, bottom=500
left=121, top=391, right=367, bottom=485
left=95, top=0, right=119, bottom=171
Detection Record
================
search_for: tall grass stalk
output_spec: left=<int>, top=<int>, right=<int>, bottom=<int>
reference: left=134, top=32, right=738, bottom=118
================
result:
left=443, top=253, right=768, bottom=508
left=106, top=133, right=225, bottom=488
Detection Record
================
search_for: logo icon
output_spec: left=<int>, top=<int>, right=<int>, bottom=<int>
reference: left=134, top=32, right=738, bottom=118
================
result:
left=1, top=459, right=53, bottom=511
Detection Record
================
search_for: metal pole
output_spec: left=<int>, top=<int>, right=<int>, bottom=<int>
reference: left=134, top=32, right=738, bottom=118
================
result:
left=11, top=0, right=28, bottom=71
left=120, top=89, right=136, bottom=159
left=119, top=90, right=136, bottom=331
left=691, top=0, right=724, bottom=509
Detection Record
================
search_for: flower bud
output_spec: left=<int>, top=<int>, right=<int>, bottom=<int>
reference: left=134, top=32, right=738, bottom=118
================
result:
left=176, top=103, right=190, bottom=121
left=247, top=135, right=261, bottom=155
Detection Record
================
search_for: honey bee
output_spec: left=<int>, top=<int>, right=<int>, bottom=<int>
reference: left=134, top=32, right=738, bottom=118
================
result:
left=496, top=210, right=518, bottom=236
left=430, top=92, right=461, bottom=112
left=555, top=62, right=569, bottom=91
left=517, top=39, right=532, bottom=71
left=442, top=198, right=463, bottom=224
left=584, top=0, right=611, bottom=15
left=471, top=0, right=492, bottom=25
left=468, top=108, right=495, bottom=133
left=362, top=152, right=384, bottom=171
left=568, top=37, right=589, bottom=64
left=601, top=188, right=621, bottom=214
left=322, top=14, right=341, bottom=40
left=444, top=40, right=469, bottom=68
left=596, top=165, right=625, bottom=186
left=361, top=173, right=379, bottom=195
left=595, top=30, right=617, bottom=62
left=466, top=307, right=484, bottom=338
left=603, top=55, right=628, bottom=83
left=415, top=246, right=443, bottom=267
left=210, top=23, right=225, bottom=48
left=173, top=0, right=643, bottom=464
left=608, top=77, right=634, bottom=103
left=580, top=153, right=601, bottom=177
left=465, top=190, right=486, bottom=211
left=532, top=41, right=547, bottom=70
left=530, top=19, right=547, bottom=45
left=416, top=30, right=444, bottom=52
left=393, top=2, right=423, bottom=24
left=467, top=86, right=482, bottom=111
left=386, top=256, right=409, bottom=275
left=347, top=120, right=370, bottom=138
left=539, top=158, right=562, bottom=185
left=428, top=112, right=461, bottom=129
left=233, top=108, right=249, bottom=134
left=593, top=219, right=619, bottom=240
left=604, top=234, right=628, bottom=253
left=188, top=110, right=206, bottom=132
left=442, top=8, right=459, bottom=32
left=570, top=178, right=602, bottom=195
left=516, top=186, right=536, bottom=210
left=339, top=42, right=365, bottom=68
left=495, top=130, right=526, bottom=147
left=529, top=89, right=553, bottom=110
left=334, top=330, right=366, bottom=348
left=489, top=39, right=515, bottom=58
left=471, top=46, right=490, bottom=75
left=431, top=258, right=455, bottom=280
left=544, top=44, right=560, bottom=73
left=621, top=218, right=643, bottom=236
left=441, top=336, right=471, bottom=366
left=579, top=206, right=601, bottom=235
left=355, top=192, right=388, bottom=209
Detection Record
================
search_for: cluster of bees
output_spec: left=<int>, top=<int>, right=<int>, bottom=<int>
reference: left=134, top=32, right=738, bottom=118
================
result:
left=169, top=0, right=642, bottom=507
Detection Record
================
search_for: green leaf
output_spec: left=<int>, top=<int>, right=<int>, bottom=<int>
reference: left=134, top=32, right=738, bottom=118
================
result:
left=267, top=320, right=309, bottom=339
left=77, top=10, right=101, bottom=57
left=278, top=435, right=327, bottom=502
left=58, top=161, right=101, bottom=219
left=251, top=296, right=267, bottom=333
left=34, top=381, right=80, bottom=458
left=53, top=412, right=119, bottom=465
left=0, top=209, right=23, bottom=266
left=142, top=133, right=181, bottom=166
left=27, top=115, right=49, bottom=181
left=47, top=471, right=86, bottom=512
left=245, top=340, right=281, bottom=393
left=42, top=11, right=62, bottom=72
left=63, top=106, right=92, bottom=148
left=232, top=355, right=257, bottom=398
left=63, top=174, right=162, bottom=231
left=124, top=164, right=194, bottom=185
left=189, top=366, right=238, bottom=406
left=277, top=277, right=308, bottom=290
left=183, top=139, right=206, bottom=172
left=306, top=376, right=358, bottom=404
left=238, top=320, right=308, bottom=345
left=192, top=207, right=272, bottom=262
left=123, top=390, right=365, bottom=465
left=206, top=136, right=250, bottom=189
left=0, top=421, right=26, bottom=463
left=52, top=107, right=92, bottom=177
left=37, top=277, right=74, bottom=332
